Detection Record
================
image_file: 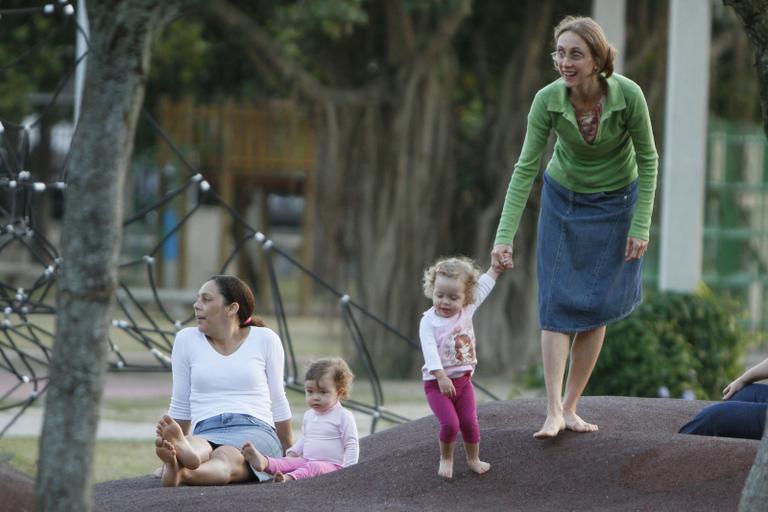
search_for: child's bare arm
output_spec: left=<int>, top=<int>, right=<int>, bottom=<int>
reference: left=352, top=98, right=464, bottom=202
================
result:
left=486, top=265, right=500, bottom=281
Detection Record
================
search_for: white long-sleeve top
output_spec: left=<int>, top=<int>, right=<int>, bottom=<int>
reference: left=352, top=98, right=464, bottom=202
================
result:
left=420, top=273, right=495, bottom=380
left=287, top=402, right=359, bottom=467
left=167, top=326, right=292, bottom=429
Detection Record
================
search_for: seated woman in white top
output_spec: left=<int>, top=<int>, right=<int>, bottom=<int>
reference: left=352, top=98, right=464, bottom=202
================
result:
left=154, top=275, right=293, bottom=486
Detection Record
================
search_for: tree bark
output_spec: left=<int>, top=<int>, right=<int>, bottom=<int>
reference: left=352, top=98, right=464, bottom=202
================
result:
left=317, top=4, right=470, bottom=375
left=723, top=1, right=768, bottom=510
left=207, top=0, right=471, bottom=375
left=35, top=2, right=186, bottom=510
left=469, top=0, right=556, bottom=373
left=725, top=0, right=768, bottom=134
left=740, top=423, right=768, bottom=510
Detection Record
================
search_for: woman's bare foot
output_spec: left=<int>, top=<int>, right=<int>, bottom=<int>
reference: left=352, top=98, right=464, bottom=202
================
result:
left=158, top=415, right=201, bottom=469
left=241, top=441, right=269, bottom=472
left=155, top=438, right=182, bottom=487
left=467, top=459, right=491, bottom=474
left=533, top=414, right=566, bottom=439
left=564, top=411, right=598, bottom=433
left=438, top=458, right=453, bottom=479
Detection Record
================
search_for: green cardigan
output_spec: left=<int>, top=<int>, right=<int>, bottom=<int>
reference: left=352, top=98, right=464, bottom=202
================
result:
left=494, top=73, right=658, bottom=245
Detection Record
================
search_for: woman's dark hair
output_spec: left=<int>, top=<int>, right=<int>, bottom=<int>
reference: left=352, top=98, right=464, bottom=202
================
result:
left=210, top=275, right=265, bottom=328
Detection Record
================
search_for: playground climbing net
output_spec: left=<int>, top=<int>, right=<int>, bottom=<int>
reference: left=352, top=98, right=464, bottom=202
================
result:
left=0, top=1, right=499, bottom=439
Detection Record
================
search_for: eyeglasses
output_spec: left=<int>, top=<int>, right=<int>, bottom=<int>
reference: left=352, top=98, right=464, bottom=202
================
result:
left=551, top=50, right=586, bottom=64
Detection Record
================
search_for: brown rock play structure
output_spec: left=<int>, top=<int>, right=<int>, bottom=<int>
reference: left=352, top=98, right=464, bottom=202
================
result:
left=1, top=397, right=758, bottom=511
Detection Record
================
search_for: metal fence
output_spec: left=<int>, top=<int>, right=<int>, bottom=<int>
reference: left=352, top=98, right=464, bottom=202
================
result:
left=645, top=121, right=768, bottom=331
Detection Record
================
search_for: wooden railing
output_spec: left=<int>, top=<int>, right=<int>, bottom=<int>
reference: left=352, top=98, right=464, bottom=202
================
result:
left=154, top=97, right=316, bottom=309
left=156, top=97, right=315, bottom=179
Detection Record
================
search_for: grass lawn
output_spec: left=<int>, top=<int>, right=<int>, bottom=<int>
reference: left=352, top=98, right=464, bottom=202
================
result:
left=0, top=437, right=160, bottom=483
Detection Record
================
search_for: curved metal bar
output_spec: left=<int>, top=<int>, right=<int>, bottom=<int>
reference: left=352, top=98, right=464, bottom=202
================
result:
left=339, top=296, right=384, bottom=409
left=262, top=239, right=298, bottom=385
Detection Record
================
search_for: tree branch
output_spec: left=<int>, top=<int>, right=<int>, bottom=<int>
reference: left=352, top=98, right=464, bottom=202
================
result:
left=206, top=0, right=387, bottom=105
left=407, top=0, right=471, bottom=74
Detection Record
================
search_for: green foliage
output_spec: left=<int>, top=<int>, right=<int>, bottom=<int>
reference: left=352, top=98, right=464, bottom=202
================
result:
left=586, top=288, right=749, bottom=400
left=147, top=20, right=211, bottom=99
left=0, top=7, right=72, bottom=121
left=587, top=305, right=702, bottom=398
left=273, top=0, right=368, bottom=42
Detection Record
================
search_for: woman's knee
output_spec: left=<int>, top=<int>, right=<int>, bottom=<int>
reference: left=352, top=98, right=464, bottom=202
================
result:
left=730, top=383, right=768, bottom=403
left=211, top=446, right=249, bottom=480
left=679, top=402, right=766, bottom=439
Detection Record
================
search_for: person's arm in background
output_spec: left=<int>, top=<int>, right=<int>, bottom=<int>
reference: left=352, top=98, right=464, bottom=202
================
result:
left=723, top=358, right=768, bottom=399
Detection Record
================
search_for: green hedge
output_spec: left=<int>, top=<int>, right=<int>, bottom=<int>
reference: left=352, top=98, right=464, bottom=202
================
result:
left=586, top=289, right=749, bottom=399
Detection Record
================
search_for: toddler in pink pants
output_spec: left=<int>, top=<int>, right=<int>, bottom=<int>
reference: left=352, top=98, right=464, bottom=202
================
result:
left=242, top=358, right=359, bottom=482
left=420, top=256, right=498, bottom=479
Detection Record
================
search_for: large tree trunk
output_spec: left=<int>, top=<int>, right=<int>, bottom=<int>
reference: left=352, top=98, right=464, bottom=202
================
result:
left=725, top=0, right=768, bottom=135
left=35, top=2, right=185, bottom=510
left=207, top=0, right=471, bottom=376
left=317, top=52, right=461, bottom=374
left=723, top=0, right=768, bottom=509
left=741, top=427, right=768, bottom=510
left=469, top=0, right=556, bottom=373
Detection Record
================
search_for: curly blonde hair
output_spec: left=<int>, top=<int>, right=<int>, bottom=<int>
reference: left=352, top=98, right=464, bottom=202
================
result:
left=422, top=256, right=482, bottom=306
left=305, top=357, right=354, bottom=400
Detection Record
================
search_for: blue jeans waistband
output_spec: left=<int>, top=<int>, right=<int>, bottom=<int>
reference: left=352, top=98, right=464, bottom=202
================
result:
left=193, top=413, right=275, bottom=434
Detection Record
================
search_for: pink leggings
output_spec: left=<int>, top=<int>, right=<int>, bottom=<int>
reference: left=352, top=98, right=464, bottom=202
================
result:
left=266, top=456, right=341, bottom=481
left=424, top=373, right=480, bottom=444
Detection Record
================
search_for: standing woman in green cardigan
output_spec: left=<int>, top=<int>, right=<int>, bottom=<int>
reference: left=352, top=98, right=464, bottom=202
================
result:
left=491, top=16, right=658, bottom=439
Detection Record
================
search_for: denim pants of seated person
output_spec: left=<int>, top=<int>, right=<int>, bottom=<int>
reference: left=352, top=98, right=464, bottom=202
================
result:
left=193, top=412, right=283, bottom=481
left=678, top=383, right=768, bottom=440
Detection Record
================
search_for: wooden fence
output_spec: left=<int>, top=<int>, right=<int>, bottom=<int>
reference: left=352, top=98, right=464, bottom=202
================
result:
left=155, top=97, right=316, bottom=308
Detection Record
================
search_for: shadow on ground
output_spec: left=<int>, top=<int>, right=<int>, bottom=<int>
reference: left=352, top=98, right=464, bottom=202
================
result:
left=2, top=397, right=757, bottom=512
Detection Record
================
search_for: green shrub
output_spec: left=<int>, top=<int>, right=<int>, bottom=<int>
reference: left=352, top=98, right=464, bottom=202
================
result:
left=586, top=288, right=748, bottom=399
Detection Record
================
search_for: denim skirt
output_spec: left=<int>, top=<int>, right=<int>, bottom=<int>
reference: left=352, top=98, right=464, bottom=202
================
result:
left=537, top=172, right=642, bottom=332
left=193, top=412, right=283, bottom=481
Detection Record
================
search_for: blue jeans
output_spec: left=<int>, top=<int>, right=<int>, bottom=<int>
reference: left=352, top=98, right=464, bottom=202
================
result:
left=537, top=173, right=641, bottom=332
left=678, top=383, right=768, bottom=440
left=193, top=413, right=283, bottom=481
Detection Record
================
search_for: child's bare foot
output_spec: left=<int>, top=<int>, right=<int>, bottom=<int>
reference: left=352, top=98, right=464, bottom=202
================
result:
left=467, top=459, right=491, bottom=474
left=273, top=471, right=293, bottom=483
left=437, top=458, right=453, bottom=479
left=241, top=441, right=269, bottom=472
left=533, top=414, right=566, bottom=439
left=158, top=414, right=201, bottom=469
left=564, top=411, right=598, bottom=433
left=155, top=438, right=182, bottom=487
